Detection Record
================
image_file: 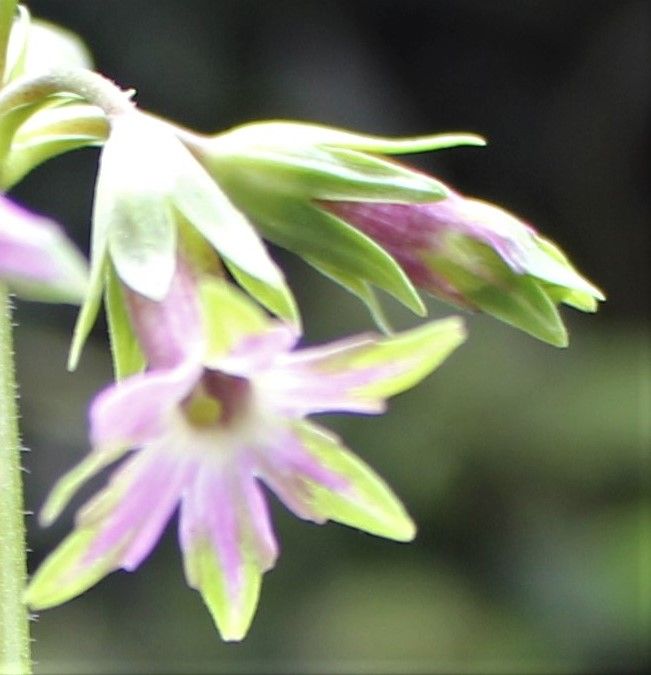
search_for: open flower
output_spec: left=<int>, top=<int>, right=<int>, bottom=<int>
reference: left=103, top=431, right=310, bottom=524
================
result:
left=26, top=265, right=466, bottom=641
left=0, top=194, right=87, bottom=302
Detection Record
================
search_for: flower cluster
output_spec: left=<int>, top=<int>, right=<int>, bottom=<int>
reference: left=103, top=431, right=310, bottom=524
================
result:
left=0, top=6, right=604, bottom=644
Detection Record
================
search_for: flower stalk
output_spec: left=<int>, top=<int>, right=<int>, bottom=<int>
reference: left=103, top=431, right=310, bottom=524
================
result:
left=0, top=283, right=31, bottom=675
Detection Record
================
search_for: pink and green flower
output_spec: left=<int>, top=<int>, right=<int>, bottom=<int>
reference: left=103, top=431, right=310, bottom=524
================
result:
left=26, top=266, right=466, bottom=640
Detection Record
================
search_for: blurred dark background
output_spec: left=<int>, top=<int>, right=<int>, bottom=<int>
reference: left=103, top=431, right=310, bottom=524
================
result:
left=8, top=1, right=649, bottom=673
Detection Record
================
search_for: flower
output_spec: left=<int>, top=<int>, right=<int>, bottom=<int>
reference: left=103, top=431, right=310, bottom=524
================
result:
left=26, top=265, right=466, bottom=641
left=69, top=109, right=297, bottom=371
left=322, top=189, right=605, bottom=347
left=192, top=120, right=603, bottom=344
left=0, top=194, right=87, bottom=302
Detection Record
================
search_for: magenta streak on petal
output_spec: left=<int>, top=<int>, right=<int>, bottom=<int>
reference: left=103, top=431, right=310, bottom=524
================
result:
left=90, top=359, right=201, bottom=447
left=79, top=448, right=189, bottom=570
left=323, top=196, right=538, bottom=292
left=238, top=468, right=278, bottom=571
left=196, top=466, right=243, bottom=597
left=124, top=257, right=204, bottom=369
left=256, top=430, right=346, bottom=522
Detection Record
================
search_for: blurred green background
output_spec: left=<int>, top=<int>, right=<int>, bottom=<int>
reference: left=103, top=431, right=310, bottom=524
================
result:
left=7, top=1, right=649, bottom=673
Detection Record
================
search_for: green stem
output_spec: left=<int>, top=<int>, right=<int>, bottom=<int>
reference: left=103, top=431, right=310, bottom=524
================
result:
left=0, top=0, right=17, bottom=84
left=0, top=284, right=31, bottom=675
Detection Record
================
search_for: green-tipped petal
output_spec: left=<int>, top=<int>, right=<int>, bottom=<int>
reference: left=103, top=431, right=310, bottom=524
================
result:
left=24, top=528, right=123, bottom=611
left=39, top=446, right=130, bottom=527
left=182, top=537, right=262, bottom=642
left=342, top=317, right=467, bottom=400
left=295, top=422, right=416, bottom=541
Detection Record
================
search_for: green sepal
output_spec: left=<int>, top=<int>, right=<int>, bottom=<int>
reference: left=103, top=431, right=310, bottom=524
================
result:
left=199, top=278, right=269, bottom=364
left=68, top=125, right=116, bottom=370
left=306, top=257, right=393, bottom=333
left=528, top=235, right=605, bottom=303
left=24, top=527, right=123, bottom=611
left=224, top=258, right=300, bottom=328
left=211, top=183, right=425, bottom=316
left=1, top=102, right=107, bottom=189
left=295, top=421, right=416, bottom=541
left=471, top=278, right=568, bottom=347
left=211, top=143, right=450, bottom=203
left=182, top=537, right=262, bottom=642
left=213, top=120, right=485, bottom=156
left=105, top=263, right=145, bottom=380
left=40, top=446, right=130, bottom=527
left=427, top=236, right=570, bottom=347
left=107, top=191, right=177, bottom=301
left=168, top=133, right=292, bottom=294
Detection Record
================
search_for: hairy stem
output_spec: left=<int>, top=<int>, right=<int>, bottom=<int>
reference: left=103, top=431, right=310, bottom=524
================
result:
left=0, top=67, right=135, bottom=118
left=0, top=284, right=31, bottom=675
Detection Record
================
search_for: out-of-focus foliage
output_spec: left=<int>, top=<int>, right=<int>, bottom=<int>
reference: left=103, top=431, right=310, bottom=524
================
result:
left=12, top=0, right=648, bottom=672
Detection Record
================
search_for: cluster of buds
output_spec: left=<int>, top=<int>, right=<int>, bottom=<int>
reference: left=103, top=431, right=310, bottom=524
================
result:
left=0, top=4, right=603, bottom=642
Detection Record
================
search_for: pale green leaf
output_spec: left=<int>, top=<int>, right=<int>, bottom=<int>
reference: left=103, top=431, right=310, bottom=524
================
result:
left=295, top=422, right=416, bottom=541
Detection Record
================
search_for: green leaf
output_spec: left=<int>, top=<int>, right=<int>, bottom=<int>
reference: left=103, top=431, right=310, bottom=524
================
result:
left=199, top=278, right=269, bottom=363
left=105, top=263, right=145, bottom=380
left=24, top=527, right=123, bottom=611
left=295, top=421, right=416, bottom=541
left=182, top=538, right=262, bottom=642
left=224, top=258, right=300, bottom=327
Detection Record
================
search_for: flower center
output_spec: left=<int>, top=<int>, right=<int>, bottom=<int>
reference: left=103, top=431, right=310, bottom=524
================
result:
left=182, top=371, right=251, bottom=429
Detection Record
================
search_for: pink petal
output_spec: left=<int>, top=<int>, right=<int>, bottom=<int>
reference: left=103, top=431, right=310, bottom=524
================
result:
left=256, top=429, right=346, bottom=522
left=90, top=359, right=201, bottom=447
left=78, top=446, right=194, bottom=571
left=217, top=324, right=298, bottom=376
left=179, top=462, right=278, bottom=600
